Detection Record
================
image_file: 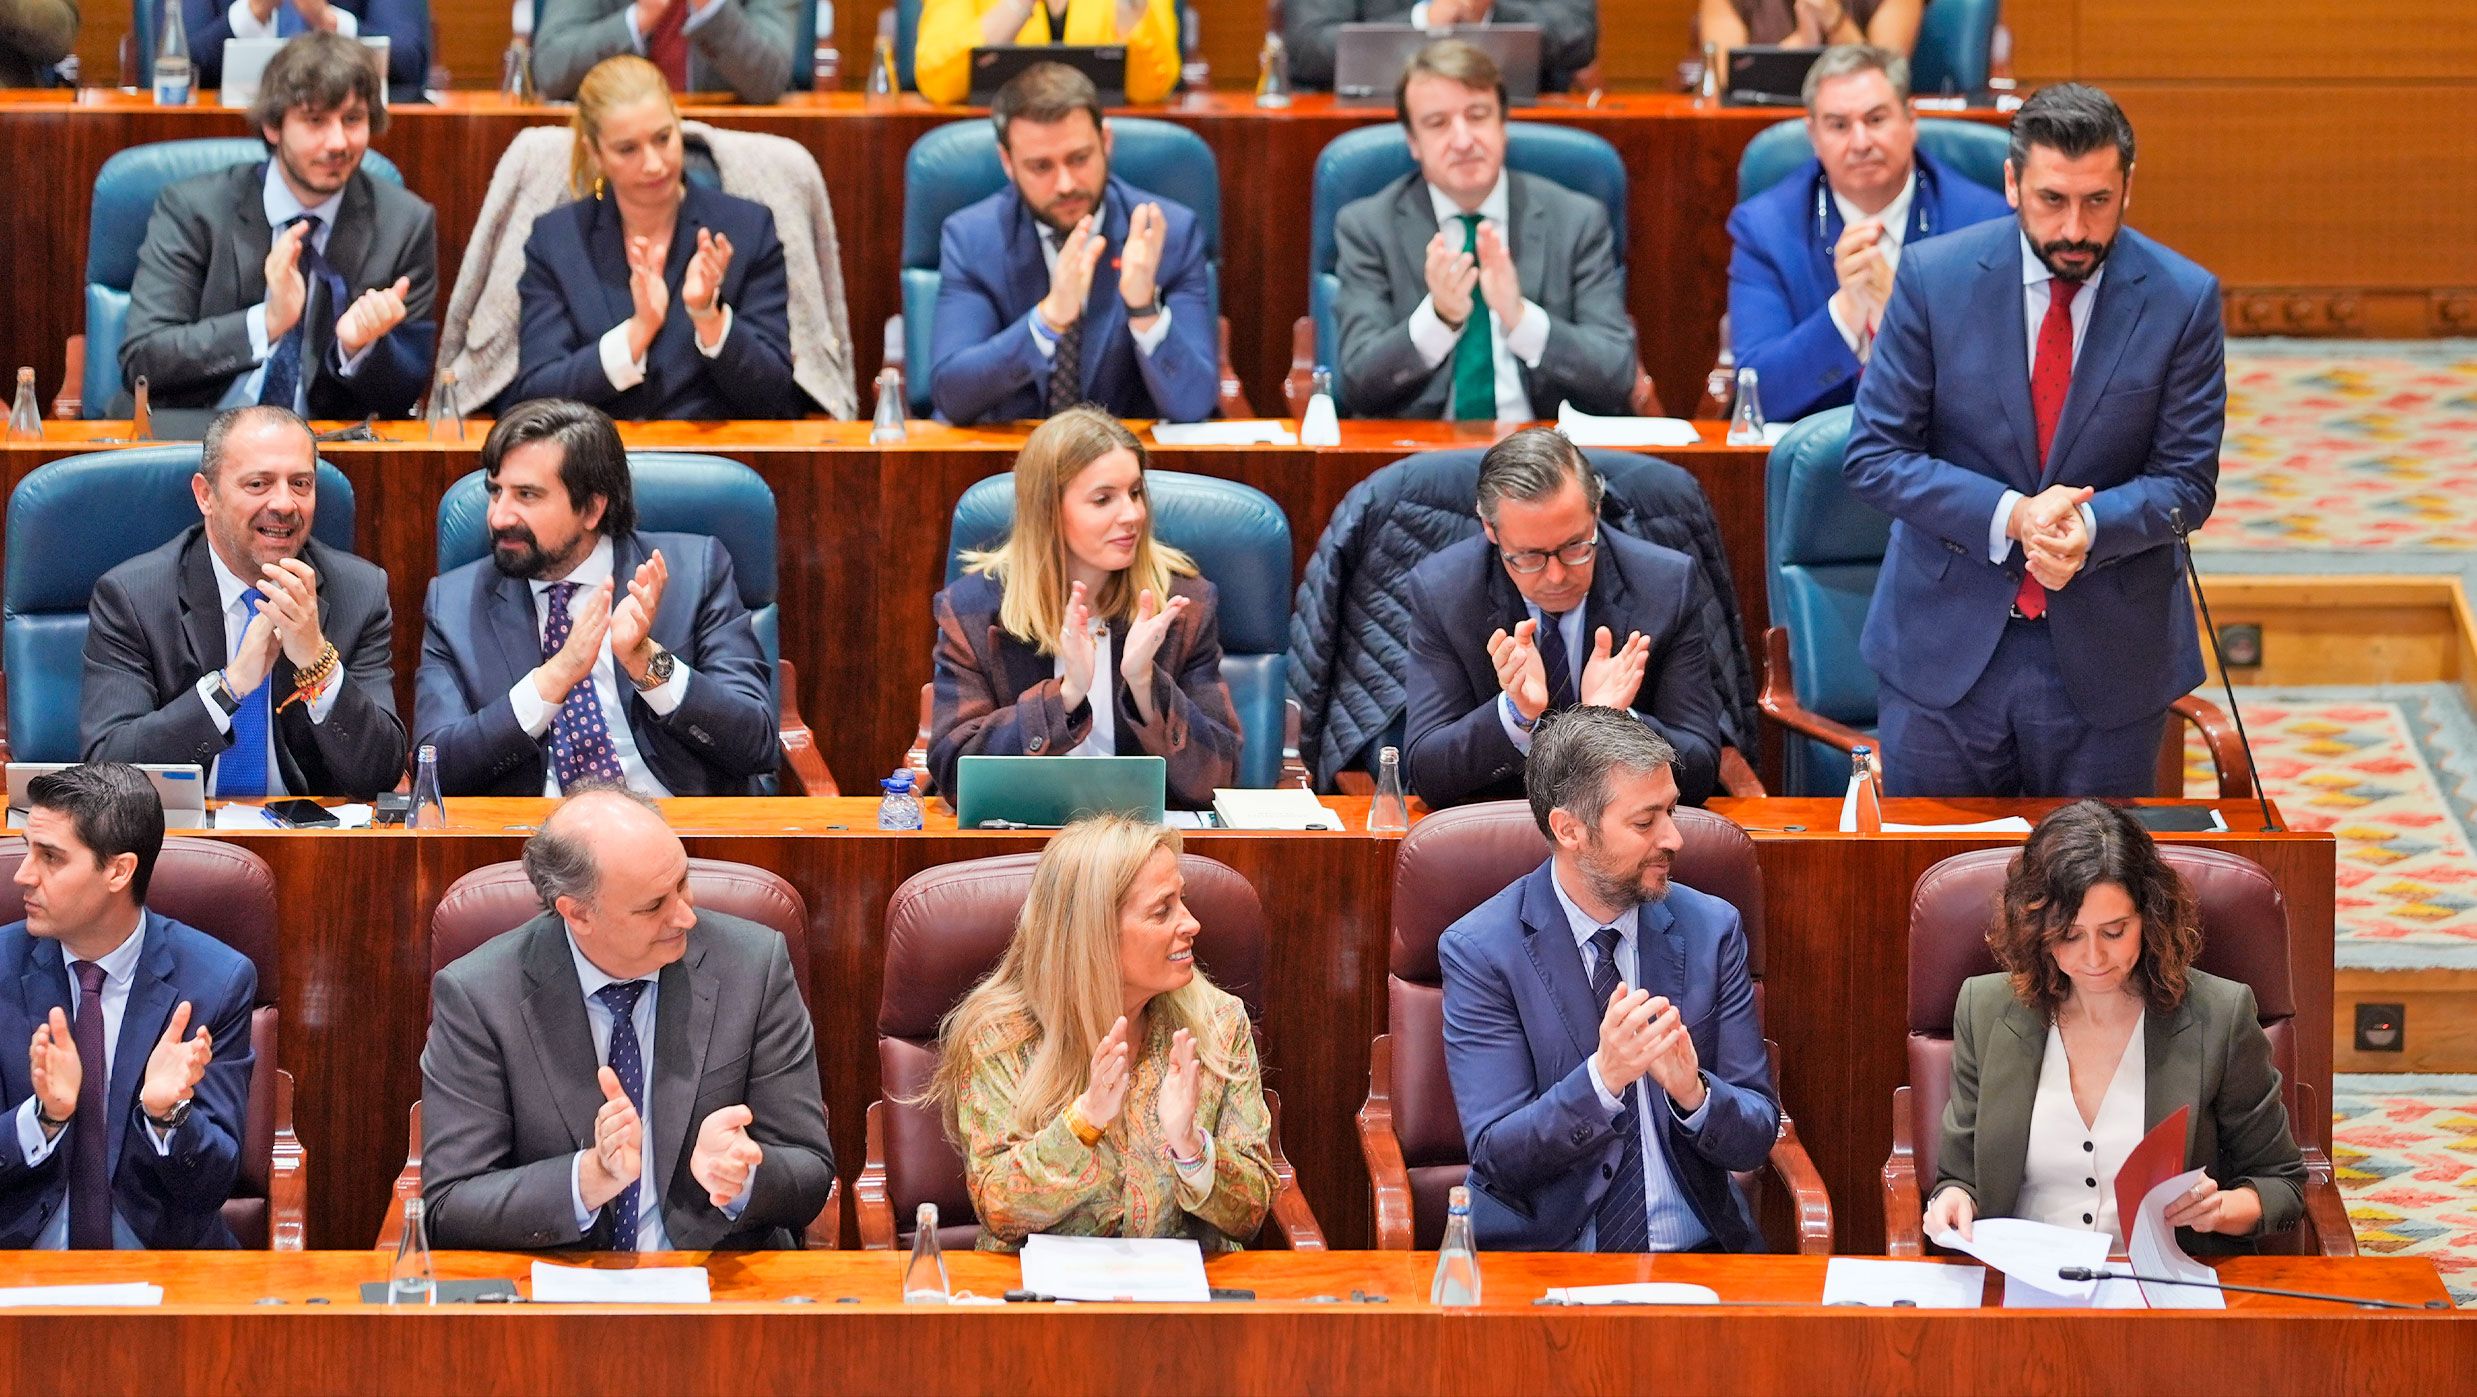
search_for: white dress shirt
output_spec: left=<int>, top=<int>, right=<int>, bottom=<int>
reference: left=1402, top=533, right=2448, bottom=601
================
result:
left=1406, top=171, right=1550, bottom=422
left=2016, top=1018, right=2146, bottom=1245
left=215, top=159, right=374, bottom=412
left=1495, top=596, right=1589, bottom=753
left=1985, top=231, right=2106, bottom=567
left=188, top=543, right=342, bottom=799
left=1824, top=168, right=1918, bottom=354
left=14, top=914, right=179, bottom=1249
left=222, top=0, right=359, bottom=36
left=1055, top=617, right=1118, bottom=758
left=502, top=535, right=694, bottom=797
left=1549, top=869, right=1714, bottom=1253
left=1025, top=222, right=1176, bottom=362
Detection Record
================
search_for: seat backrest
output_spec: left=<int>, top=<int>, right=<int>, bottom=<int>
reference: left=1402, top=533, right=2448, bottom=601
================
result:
left=0, top=836, right=282, bottom=1244
left=1762, top=406, right=1886, bottom=795
left=426, top=857, right=812, bottom=988
left=1737, top=116, right=2013, bottom=202
left=1383, top=801, right=1762, bottom=1245
left=4, top=448, right=358, bottom=763
left=83, top=140, right=405, bottom=418
left=1909, top=0, right=2000, bottom=99
left=898, top=117, right=1224, bottom=414
left=1902, top=845, right=2299, bottom=1204
left=946, top=469, right=1292, bottom=786
left=1306, top=124, right=1627, bottom=412
left=876, top=850, right=1266, bottom=1249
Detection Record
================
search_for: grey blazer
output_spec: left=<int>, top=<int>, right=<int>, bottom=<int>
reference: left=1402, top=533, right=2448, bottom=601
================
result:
left=420, top=911, right=835, bottom=1251
left=1332, top=168, right=1636, bottom=420
left=1280, top=0, right=1599, bottom=93
left=533, top=0, right=801, bottom=105
left=1933, top=969, right=2306, bottom=1255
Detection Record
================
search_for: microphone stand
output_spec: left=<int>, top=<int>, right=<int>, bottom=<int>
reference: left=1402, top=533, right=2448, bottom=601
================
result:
left=2055, top=1266, right=2444, bottom=1311
left=2169, top=508, right=2279, bottom=833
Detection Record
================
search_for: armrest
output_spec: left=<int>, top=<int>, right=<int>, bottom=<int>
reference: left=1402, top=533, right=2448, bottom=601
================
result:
left=1758, top=627, right=1871, bottom=753
left=1762, top=1038, right=1833, bottom=1255
left=374, top=1099, right=422, bottom=1250
left=1718, top=745, right=1766, bottom=798
left=1280, top=697, right=1312, bottom=790
left=52, top=335, right=84, bottom=420
left=775, top=659, right=838, bottom=795
left=2292, top=1081, right=2358, bottom=1257
left=1882, top=1083, right=1924, bottom=1258
left=1282, top=317, right=1316, bottom=419
left=1259, top=1089, right=1328, bottom=1250
left=1354, top=1035, right=1417, bottom=1251
left=2170, top=693, right=2258, bottom=802
left=855, top=1100, right=896, bottom=1250
left=269, top=1069, right=307, bottom=1252
left=1215, top=316, right=1255, bottom=419
left=805, top=1176, right=843, bottom=1251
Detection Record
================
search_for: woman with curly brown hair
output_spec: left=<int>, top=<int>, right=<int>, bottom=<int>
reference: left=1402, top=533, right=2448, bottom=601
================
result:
left=1922, top=800, right=2306, bottom=1254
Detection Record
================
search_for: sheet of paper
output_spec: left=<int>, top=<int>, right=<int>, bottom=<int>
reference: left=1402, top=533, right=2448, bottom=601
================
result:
left=2128, top=1167, right=2226, bottom=1309
left=1543, top=1283, right=1719, bottom=1305
left=1018, top=1234, right=1209, bottom=1303
left=1928, top=1216, right=2110, bottom=1299
left=212, top=803, right=374, bottom=830
left=528, top=1261, right=711, bottom=1304
left=2003, top=1272, right=2148, bottom=1309
left=1149, top=421, right=1299, bottom=447
left=1210, top=788, right=1344, bottom=831
left=0, top=1283, right=164, bottom=1307
left=1882, top=817, right=2036, bottom=834
left=1553, top=402, right=1702, bottom=447
left=1821, top=1258, right=1984, bottom=1309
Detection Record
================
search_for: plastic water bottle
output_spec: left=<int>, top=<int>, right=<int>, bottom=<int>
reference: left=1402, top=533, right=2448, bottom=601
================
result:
left=1840, top=744, right=1883, bottom=834
left=878, top=769, right=923, bottom=831
left=1254, top=32, right=1291, bottom=108
left=1178, top=6, right=1209, bottom=92
left=1430, top=1185, right=1481, bottom=1306
left=153, top=1, right=193, bottom=106
left=903, top=1203, right=950, bottom=1302
left=6, top=368, right=41, bottom=442
left=1726, top=365, right=1767, bottom=445
left=409, top=745, right=447, bottom=830
left=869, top=367, right=908, bottom=443
left=389, top=1198, right=437, bottom=1306
left=1368, top=745, right=1409, bottom=833
left=867, top=35, right=897, bottom=97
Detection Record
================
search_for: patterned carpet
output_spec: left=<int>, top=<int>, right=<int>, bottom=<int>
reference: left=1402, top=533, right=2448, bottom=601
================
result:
left=2332, top=1074, right=2477, bottom=1306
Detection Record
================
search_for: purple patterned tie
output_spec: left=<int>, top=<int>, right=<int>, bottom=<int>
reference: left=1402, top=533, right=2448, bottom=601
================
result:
left=542, top=581, right=625, bottom=791
left=68, top=960, right=112, bottom=1249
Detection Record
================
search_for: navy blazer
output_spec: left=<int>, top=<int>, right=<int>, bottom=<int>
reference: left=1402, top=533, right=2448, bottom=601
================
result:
left=412, top=530, right=779, bottom=797
left=1844, top=218, right=2224, bottom=729
left=513, top=182, right=802, bottom=420
left=1725, top=150, right=2011, bottom=422
left=928, top=174, right=1218, bottom=426
left=0, top=912, right=256, bottom=1250
left=1438, top=860, right=1777, bottom=1253
left=1402, top=528, right=1726, bottom=809
left=184, top=0, right=433, bottom=96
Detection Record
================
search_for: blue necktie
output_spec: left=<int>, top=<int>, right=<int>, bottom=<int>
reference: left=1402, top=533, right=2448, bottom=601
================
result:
left=259, top=213, right=347, bottom=412
left=1588, top=926, right=1652, bottom=1253
left=1536, top=610, right=1580, bottom=713
left=220, top=589, right=272, bottom=798
left=594, top=979, right=650, bottom=1252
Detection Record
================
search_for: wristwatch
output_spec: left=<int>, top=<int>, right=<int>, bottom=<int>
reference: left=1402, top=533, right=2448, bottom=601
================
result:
left=630, top=647, right=677, bottom=693
left=208, top=671, right=245, bottom=718
left=1131, top=291, right=1165, bottom=321
left=147, top=1097, right=193, bottom=1132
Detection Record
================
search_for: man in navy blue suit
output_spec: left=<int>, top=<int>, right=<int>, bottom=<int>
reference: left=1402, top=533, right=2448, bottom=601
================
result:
left=185, top=0, right=433, bottom=102
left=1845, top=83, right=2224, bottom=797
left=414, top=399, right=779, bottom=798
left=0, top=764, right=255, bottom=1249
left=928, top=63, right=1218, bottom=426
left=1725, top=44, right=2011, bottom=423
left=1439, top=708, right=1777, bottom=1253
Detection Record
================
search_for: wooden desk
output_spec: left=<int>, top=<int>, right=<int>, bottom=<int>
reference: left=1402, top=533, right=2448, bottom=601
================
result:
left=0, top=419, right=1771, bottom=792
left=0, top=1251, right=2456, bottom=1396
left=168, top=795, right=2324, bottom=1255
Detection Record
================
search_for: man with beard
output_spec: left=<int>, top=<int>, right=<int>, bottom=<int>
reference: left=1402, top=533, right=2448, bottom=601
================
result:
left=81, top=406, right=407, bottom=799
left=117, top=31, right=437, bottom=419
left=1844, top=83, right=2222, bottom=798
left=413, top=398, right=777, bottom=797
left=1437, top=707, right=1778, bottom=1252
left=927, top=63, right=1218, bottom=426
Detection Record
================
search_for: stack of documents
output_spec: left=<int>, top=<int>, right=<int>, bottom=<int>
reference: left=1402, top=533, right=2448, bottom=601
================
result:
left=1211, top=788, right=1345, bottom=831
left=1019, top=1234, right=1209, bottom=1302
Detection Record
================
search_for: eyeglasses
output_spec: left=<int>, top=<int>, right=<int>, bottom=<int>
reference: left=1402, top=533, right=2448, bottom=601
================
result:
left=1499, top=534, right=1599, bottom=574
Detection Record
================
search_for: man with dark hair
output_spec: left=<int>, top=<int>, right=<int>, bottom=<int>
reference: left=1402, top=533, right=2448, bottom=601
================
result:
left=419, top=787, right=835, bottom=1251
left=1845, top=82, right=2222, bottom=798
left=0, top=763, right=257, bottom=1249
left=927, top=62, right=1217, bottom=426
left=534, top=0, right=800, bottom=104
left=1332, top=40, right=1635, bottom=420
left=183, top=0, right=434, bottom=102
left=414, top=398, right=777, bottom=797
left=1436, top=707, right=1777, bottom=1253
left=1402, top=427, right=1726, bottom=808
left=1282, top=0, right=1599, bottom=94
left=118, top=30, right=437, bottom=418
left=1725, top=43, right=2010, bottom=422
left=80, top=405, right=407, bottom=799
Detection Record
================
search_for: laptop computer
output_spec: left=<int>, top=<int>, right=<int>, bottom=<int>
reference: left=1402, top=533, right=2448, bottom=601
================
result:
left=953, top=755, right=1168, bottom=830
left=1332, top=23, right=1543, bottom=107
left=967, top=45, right=1127, bottom=106
left=219, top=34, right=391, bottom=110
left=7, top=763, right=210, bottom=831
left=1722, top=44, right=1823, bottom=107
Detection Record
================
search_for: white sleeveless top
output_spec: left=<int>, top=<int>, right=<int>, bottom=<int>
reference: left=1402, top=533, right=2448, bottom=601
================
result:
left=2016, top=1018, right=2147, bottom=1245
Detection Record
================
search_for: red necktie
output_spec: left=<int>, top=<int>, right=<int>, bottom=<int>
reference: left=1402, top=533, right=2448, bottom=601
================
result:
left=2015, top=277, right=2082, bottom=621
left=646, top=0, right=690, bottom=91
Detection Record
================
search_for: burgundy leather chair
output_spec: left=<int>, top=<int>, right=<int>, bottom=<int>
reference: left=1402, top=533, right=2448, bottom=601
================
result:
left=1359, top=802, right=1834, bottom=1253
left=0, top=836, right=305, bottom=1249
left=1883, top=846, right=2356, bottom=1257
left=855, top=850, right=1326, bottom=1251
left=374, top=858, right=840, bottom=1249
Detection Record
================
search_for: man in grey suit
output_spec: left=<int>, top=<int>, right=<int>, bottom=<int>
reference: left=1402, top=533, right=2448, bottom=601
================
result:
left=420, top=787, right=834, bottom=1251
left=1282, top=0, right=1599, bottom=94
left=534, top=0, right=801, bottom=105
left=1332, top=39, right=1635, bottom=421
left=80, top=406, right=408, bottom=800
left=117, top=32, right=437, bottom=418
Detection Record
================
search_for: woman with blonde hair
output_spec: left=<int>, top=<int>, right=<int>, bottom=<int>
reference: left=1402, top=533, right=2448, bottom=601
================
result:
left=512, top=55, right=803, bottom=419
left=927, top=406, right=1241, bottom=806
left=926, top=816, right=1277, bottom=1250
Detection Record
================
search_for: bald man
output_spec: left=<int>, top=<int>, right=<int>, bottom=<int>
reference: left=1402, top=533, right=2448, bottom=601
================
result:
left=418, top=787, right=833, bottom=1251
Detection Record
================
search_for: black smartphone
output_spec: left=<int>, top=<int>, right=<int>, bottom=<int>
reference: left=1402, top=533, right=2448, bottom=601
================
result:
left=263, top=799, right=341, bottom=829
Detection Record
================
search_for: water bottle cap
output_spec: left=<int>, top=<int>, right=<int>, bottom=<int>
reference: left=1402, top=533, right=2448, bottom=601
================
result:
left=881, top=770, right=915, bottom=793
left=417, top=744, right=438, bottom=761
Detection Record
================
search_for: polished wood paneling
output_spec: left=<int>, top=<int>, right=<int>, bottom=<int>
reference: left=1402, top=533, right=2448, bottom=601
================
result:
left=2074, top=0, right=2477, bottom=82
left=2336, top=968, right=2477, bottom=1074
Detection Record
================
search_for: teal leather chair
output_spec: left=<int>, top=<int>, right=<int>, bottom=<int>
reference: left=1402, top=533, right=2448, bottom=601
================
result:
left=1910, top=0, right=1999, bottom=99
left=434, top=452, right=834, bottom=794
left=2, top=446, right=356, bottom=763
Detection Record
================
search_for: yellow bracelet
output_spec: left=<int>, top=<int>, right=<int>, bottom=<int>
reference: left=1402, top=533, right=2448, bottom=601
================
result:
left=1063, top=1101, right=1103, bottom=1148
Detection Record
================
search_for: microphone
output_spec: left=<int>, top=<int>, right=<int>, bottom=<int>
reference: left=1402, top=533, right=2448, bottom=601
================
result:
left=2169, top=507, right=2278, bottom=833
left=2054, top=1265, right=2444, bottom=1310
